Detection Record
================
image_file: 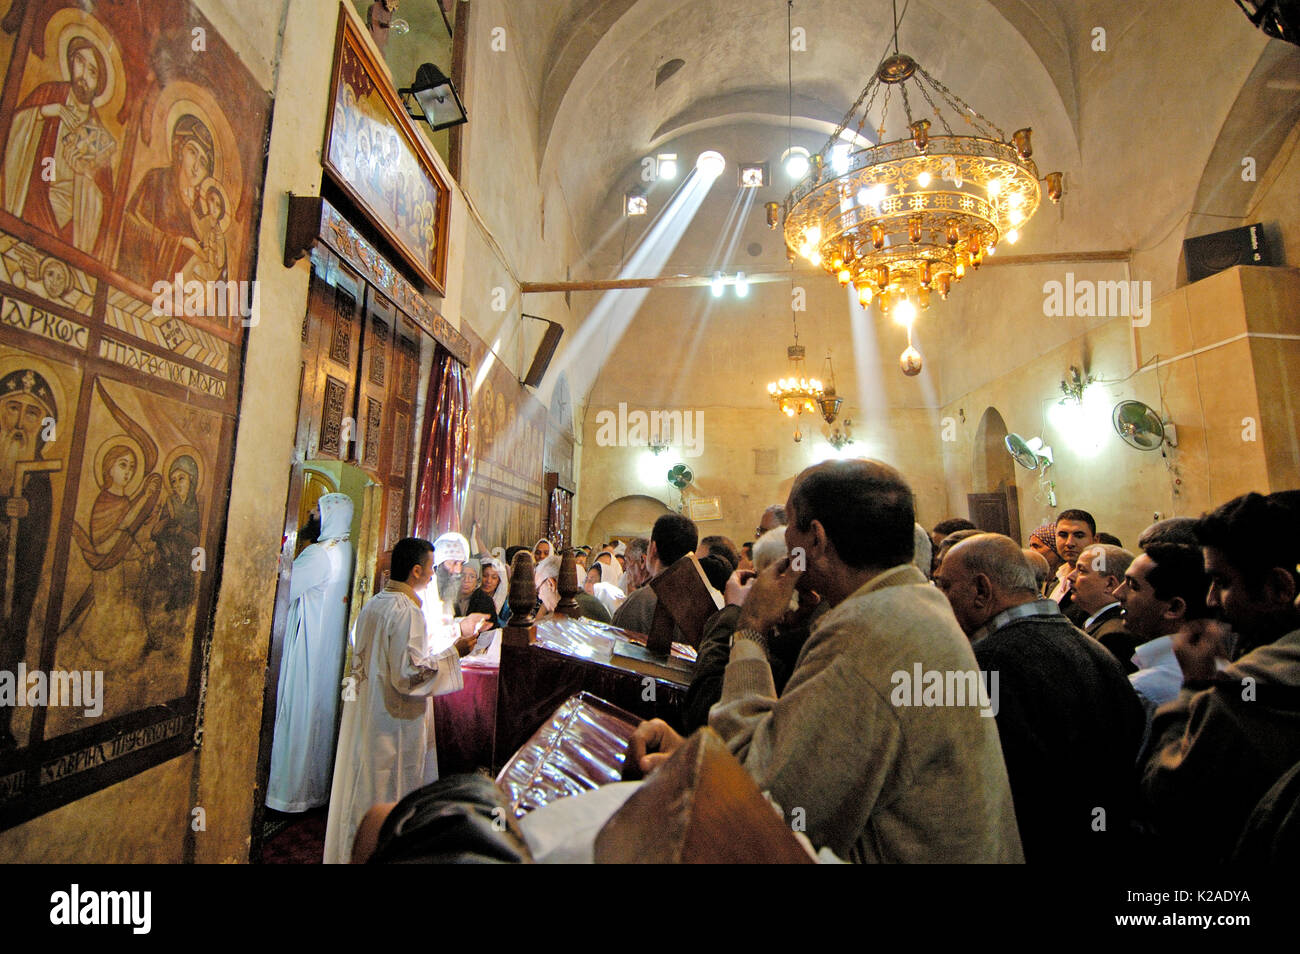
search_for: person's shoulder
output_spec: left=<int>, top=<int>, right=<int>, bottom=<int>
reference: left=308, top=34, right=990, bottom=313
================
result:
left=614, top=584, right=655, bottom=614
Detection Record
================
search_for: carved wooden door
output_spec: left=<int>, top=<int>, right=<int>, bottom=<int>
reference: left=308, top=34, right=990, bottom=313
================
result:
left=301, top=249, right=365, bottom=462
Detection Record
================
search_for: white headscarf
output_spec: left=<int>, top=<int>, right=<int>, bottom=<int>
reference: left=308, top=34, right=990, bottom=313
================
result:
left=480, top=557, right=509, bottom=615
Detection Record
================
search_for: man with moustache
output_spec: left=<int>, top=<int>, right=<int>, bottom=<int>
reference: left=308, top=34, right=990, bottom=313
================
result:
left=1048, top=508, right=1098, bottom=626
left=0, top=369, right=59, bottom=751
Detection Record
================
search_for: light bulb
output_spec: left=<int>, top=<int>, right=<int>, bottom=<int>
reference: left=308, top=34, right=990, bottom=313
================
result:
left=711, top=273, right=725, bottom=297
left=1006, top=229, right=1019, bottom=244
left=894, top=298, right=917, bottom=327
left=987, top=179, right=1002, bottom=197
left=696, top=151, right=726, bottom=178
left=734, top=272, right=749, bottom=297
left=917, top=171, right=932, bottom=187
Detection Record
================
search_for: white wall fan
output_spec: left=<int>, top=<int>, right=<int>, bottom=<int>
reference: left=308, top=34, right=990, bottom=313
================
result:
left=1005, top=433, right=1057, bottom=507
left=1005, top=433, right=1054, bottom=470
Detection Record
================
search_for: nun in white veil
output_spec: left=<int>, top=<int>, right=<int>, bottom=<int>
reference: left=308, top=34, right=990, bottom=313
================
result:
left=587, top=557, right=625, bottom=616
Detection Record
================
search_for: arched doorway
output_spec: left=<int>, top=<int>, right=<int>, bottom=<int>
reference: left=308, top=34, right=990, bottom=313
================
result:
left=583, top=494, right=673, bottom=548
left=969, top=407, right=1022, bottom=543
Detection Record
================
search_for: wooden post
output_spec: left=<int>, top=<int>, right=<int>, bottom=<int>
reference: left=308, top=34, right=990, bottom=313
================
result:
left=556, top=548, right=581, bottom=617
left=503, top=551, right=537, bottom=646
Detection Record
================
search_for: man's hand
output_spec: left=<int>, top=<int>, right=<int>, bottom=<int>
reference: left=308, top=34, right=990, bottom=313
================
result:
left=1172, top=618, right=1234, bottom=683
left=459, top=613, right=490, bottom=638
left=737, top=556, right=801, bottom=632
left=454, top=613, right=490, bottom=656
left=724, top=569, right=756, bottom=607
left=628, top=718, right=684, bottom=775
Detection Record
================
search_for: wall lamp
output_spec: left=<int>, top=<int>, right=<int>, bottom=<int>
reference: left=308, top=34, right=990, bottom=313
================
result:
left=400, top=63, right=468, bottom=131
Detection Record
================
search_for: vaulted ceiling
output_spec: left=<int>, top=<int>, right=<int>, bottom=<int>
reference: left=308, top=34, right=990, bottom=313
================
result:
left=502, top=0, right=1295, bottom=278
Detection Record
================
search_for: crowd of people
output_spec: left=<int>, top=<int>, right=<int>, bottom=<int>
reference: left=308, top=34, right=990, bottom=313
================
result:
left=325, top=459, right=1300, bottom=863
left=625, top=463, right=1300, bottom=863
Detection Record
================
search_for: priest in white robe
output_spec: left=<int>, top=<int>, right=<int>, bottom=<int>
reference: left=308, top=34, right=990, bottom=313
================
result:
left=322, top=534, right=486, bottom=864
left=266, top=492, right=355, bottom=812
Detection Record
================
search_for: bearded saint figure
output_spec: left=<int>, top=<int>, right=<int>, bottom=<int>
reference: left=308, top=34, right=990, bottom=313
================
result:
left=2, top=34, right=117, bottom=255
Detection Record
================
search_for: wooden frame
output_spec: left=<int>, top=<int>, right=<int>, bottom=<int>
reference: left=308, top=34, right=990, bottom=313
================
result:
left=322, top=5, right=450, bottom=295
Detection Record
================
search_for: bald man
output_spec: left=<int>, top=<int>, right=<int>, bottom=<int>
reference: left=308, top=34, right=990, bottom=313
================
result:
left=1022, top=548, right=1051, bottom=592
left=935, top=533, right=1145, bottom=863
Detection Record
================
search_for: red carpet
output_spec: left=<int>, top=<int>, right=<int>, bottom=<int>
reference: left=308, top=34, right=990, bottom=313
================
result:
left=260, top=807, right=328, bottom=864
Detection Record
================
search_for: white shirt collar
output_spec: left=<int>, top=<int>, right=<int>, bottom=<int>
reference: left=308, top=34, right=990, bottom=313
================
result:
left=1132, top=635, right=1176, bottom=669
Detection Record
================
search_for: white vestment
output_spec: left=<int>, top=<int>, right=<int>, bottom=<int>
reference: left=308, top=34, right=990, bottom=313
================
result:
left=322, top=581, right=463, bottom=864
left=266, top=494, right=354, bottom=812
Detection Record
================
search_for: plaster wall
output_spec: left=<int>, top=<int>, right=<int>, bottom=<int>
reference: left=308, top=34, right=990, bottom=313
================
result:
left=936, top=265, right=1298, bottom=553
left=575, top=403, right=946, bottom=550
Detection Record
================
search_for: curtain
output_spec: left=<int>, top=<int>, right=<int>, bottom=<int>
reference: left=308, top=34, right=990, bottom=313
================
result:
left=413, top=350, right=471, bottom=539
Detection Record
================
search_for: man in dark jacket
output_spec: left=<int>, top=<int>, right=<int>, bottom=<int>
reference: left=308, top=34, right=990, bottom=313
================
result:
left=936, top=533, right=1146, bottom=862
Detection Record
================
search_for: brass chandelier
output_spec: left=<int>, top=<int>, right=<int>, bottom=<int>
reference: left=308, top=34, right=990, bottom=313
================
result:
left=779, top=5, right=1061, bottom=370
left=766, top=318, right=830, bottom=442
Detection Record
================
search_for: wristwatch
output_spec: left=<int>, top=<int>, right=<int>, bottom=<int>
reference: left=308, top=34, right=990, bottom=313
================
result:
left=730, top=627, right=770, bottom=655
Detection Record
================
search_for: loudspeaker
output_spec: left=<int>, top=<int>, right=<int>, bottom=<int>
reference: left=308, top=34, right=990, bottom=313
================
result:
left=522, top=319, right=563, bottom=388
left=1183, top=223, right=1269, bottom=284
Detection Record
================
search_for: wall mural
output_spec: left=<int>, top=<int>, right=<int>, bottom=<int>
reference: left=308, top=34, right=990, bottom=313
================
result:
left=0, top=0, right=270, bottom=830
left=460, top=324, right=548, bottom=555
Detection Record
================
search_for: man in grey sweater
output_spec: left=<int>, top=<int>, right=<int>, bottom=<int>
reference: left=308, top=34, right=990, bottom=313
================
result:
left=631, top=459, right=1023, bottom=863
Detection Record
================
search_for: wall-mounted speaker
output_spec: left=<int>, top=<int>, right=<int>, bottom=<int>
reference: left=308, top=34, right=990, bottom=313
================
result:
left=1183, top=223, right=1269, bottom=284
left=522, top=316, right=563, bottom=388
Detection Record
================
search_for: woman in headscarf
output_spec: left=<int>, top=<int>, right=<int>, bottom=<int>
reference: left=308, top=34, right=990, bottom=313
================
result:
left=468, top=556, right=510, bottom=628
left=533, top=538, right=552, bottom=562
left=585, top=556, right=625, bottom=617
